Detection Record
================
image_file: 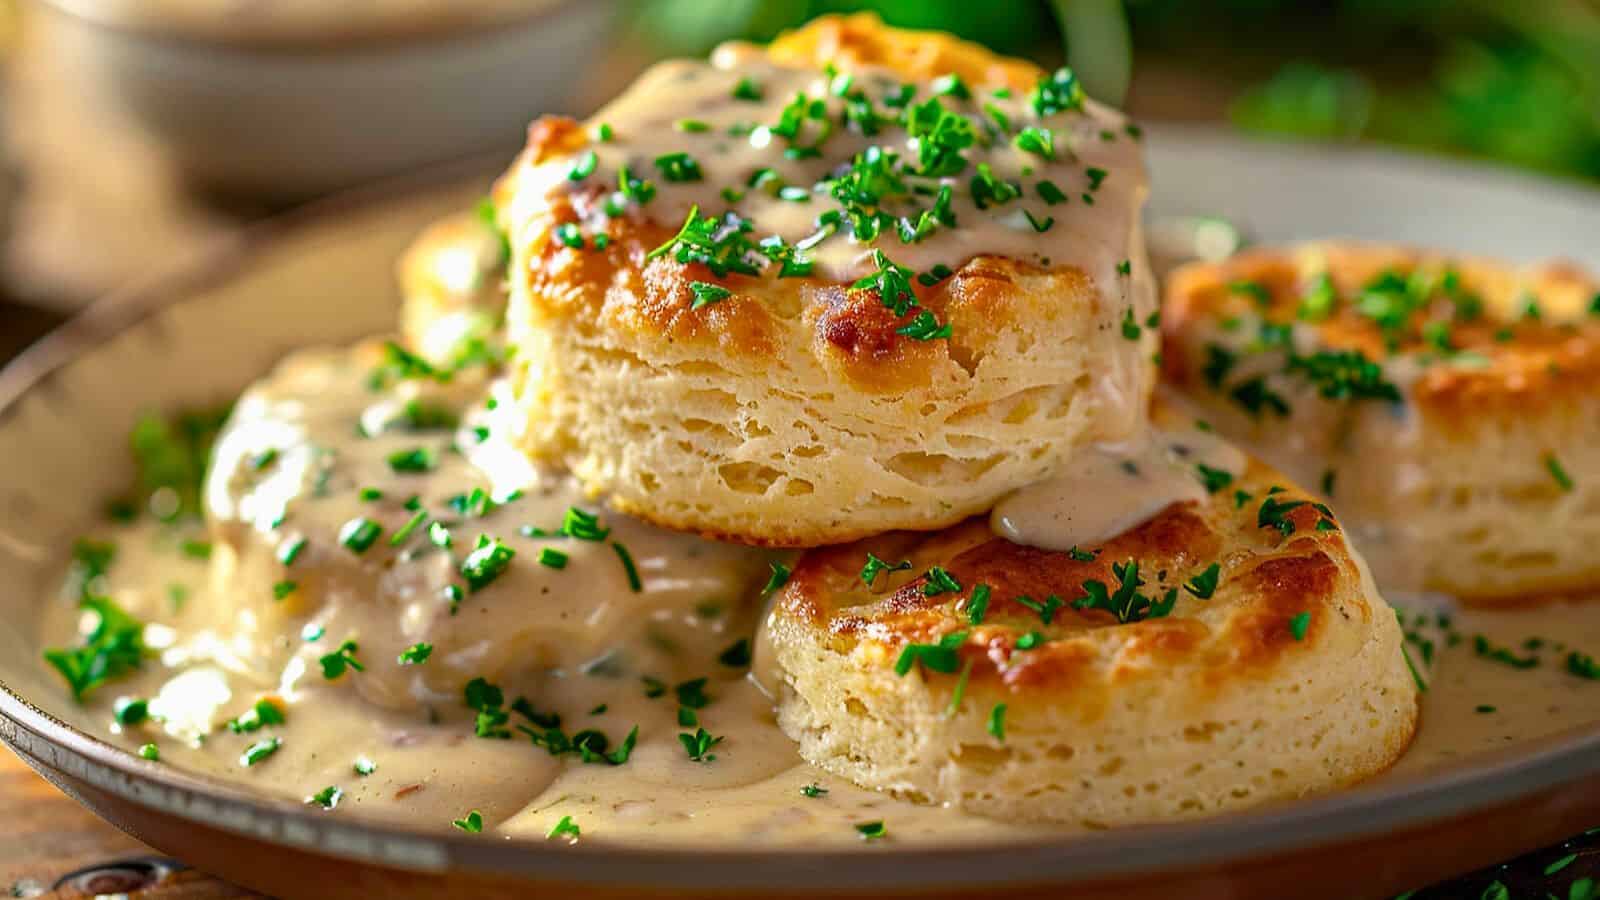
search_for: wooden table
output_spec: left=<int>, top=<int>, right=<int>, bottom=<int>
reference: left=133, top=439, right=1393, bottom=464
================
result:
left=0, top=749, right=263, bottom=898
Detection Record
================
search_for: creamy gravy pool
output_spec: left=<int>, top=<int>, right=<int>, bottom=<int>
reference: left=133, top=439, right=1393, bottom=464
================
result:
left=36, top=345, right=1600, bottom=847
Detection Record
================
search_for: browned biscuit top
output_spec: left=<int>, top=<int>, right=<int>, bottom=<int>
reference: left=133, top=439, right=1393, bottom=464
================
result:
left=771, top=452, right=1373, bottom=714
left=1162, top=242, right=1600, bottom=420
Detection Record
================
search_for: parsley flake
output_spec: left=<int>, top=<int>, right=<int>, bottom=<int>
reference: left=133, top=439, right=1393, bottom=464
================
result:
left=398, top=643, right=432, bottom=665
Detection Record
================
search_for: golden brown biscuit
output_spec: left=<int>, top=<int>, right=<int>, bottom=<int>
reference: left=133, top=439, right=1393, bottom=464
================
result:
left=1161, top=241, right=1600, bottom=601
left=495, top=14, right=1157, bottom=546
left=397, top=209, right=509, bottom=365
left=758, top=402, right=1419, bottom=825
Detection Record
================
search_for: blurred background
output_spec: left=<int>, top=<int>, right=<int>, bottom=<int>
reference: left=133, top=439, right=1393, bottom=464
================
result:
left=0, top=0, right=1595, bottom=324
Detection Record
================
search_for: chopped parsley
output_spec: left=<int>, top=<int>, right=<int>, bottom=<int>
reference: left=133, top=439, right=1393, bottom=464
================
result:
left=453, top=810, right=484, bottom=833
left=1016, top=594, right=1065, bottom=625
left=1120, top=306, right=1142, bottom=340
left=386, top=447, right=437, bottom=474
left=1546, top=454, right=1575, bottom=492
left=1201, top=344, right=1237, bottom=389
left=560, top=507, right=610, bottom=541
left=931, top=73, right=969, bottom=99
left=689, top=281, right=733, bottom=309
left=272, top=580, right=298, bottom=601
left=338, top=518, right=382, bottom=554
left=855, top=820, right=887, bottom=841
left=1196, top=463, right=1234, bottom=494
left=461, top=535, right=516, bottom=592
left=1184, top=563, right=1222, bottom=600
left=138, top=743, right=160, bottom=761
left=894, top=630, right=968, bottom=677
left=1288, top=612, right=1312, bottom=641
left=1013, top=126, right=1055, bottom=160
left=308, top=786, right=343, bottom=809
left=1230, top=376, right=1291, bottom=418
left=318, top=640, right=364, bottom=679
left=1073, top=560, right=1177, bottom=623
left=1567, top=651, right=1599, bottom=680
left=43, top=596, right=146, bottom=701
left=678, top=727, right=723, bottom=762
left=852, top=249, right=918, bottom=316
left=1257, top=495, right=1307, bottom=535
left=646, top=206, right=760, bottom=277
left=398, top=643, right=432, bottom=665
left=732, top=77, right=762, bottom=101
left=226, top=699, right=285, bottom=733
left=278, top=537, right=308, bottom=566
left=1029, top=67, right=1085, bottom=116
left=762, top=561, right=791, bottom=595
left=612, top=542, right=642, bottom=592
left=1022, top=210, right=1055, bottom=233
left=113, top=697, right=149, bottom=726
left=860, top=553, right=913, bottom=586
left=239, top=737, right=281, bottom=767
left=389, top=510, right=427, bottom=546
left=987, top=703, right=1007, bottom=742
left=567, top=150, right=597, bottom=181
left=895, top=309, right=953, bottom=341
left=653, top=151, right=703, bottom=183
left=1473, top=635, right=1539, bottom=669
left=966, top=584, right=992, bottom=625
left=617, top=163, right=656, bottom=206
left=921, top=566, right=961, bottom=597
left=547, top=815, right=581, bottom=840
left=1285, top=350, right=1400, bottom=403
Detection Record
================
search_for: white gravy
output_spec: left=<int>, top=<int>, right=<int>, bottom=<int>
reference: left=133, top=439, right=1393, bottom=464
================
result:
left=35, top=344, right=1600, bottom=846
left=991, top=424, right=1245, bottom=551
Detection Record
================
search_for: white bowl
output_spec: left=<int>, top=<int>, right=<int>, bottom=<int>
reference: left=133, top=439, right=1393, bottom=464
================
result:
left=29, top=0, right=614, bottom=200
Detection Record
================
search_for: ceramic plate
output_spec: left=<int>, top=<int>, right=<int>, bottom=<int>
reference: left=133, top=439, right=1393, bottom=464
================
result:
left=0, top=134, right=1597, bottom=900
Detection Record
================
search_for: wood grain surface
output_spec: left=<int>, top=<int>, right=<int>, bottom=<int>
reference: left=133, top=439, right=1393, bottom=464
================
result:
left=0, top=747, right=263, bottom=898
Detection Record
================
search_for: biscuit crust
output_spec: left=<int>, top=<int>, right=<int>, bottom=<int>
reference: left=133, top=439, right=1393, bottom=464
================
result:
left=1162, top=241, right=1600, bottom=600
left=496, top=14, right=1157, bottom=546
left=760, top=412, right=1419, bottom=824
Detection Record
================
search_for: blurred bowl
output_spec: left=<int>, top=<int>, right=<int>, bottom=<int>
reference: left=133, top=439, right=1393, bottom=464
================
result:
left=29, top=0, right=614, bottom=201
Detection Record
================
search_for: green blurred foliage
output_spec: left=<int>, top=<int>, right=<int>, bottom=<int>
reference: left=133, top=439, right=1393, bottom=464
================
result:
left=630, top=0, right=1600, bottom=182
left=1135, top=0, right=1600, bottom=181
left=630, top=0, right=1057, bottom=57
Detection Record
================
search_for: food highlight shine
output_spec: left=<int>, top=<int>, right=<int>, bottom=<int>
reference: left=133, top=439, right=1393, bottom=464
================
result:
left=37, top=14, right=1600, bottom=846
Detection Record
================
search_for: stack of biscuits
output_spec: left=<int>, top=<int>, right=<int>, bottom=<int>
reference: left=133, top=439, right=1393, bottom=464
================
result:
left=395, top=14, right=1600, bottom=826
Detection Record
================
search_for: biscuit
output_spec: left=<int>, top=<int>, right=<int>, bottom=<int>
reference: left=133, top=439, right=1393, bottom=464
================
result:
left=495, top=14, right=1157, bottom=546
left=757, top=402, right=1419, bottom=825
left=1161, top=241, right=1600, bottom=601
left=397, top=210, right=509, bottom=365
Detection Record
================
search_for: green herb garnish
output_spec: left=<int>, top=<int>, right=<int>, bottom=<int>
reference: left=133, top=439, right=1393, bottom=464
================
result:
left=461, top=535, right=515, bottom=592
left=43, top=596, right=146, bottom=701
left=240, top=737, right=282, bottom=767
left=398, top=643, right=433, bottom=665
left=319, top=640, right=364, bottom=679
left=894, top=630, right=968, bottom=677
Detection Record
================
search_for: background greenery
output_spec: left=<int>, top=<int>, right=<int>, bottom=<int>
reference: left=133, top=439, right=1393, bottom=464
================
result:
left=630, top=0, right=1600, bottom=184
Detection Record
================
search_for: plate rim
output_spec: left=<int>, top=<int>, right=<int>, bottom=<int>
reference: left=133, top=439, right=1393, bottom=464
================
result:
left=2, top=130, right=1599, bottom=890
